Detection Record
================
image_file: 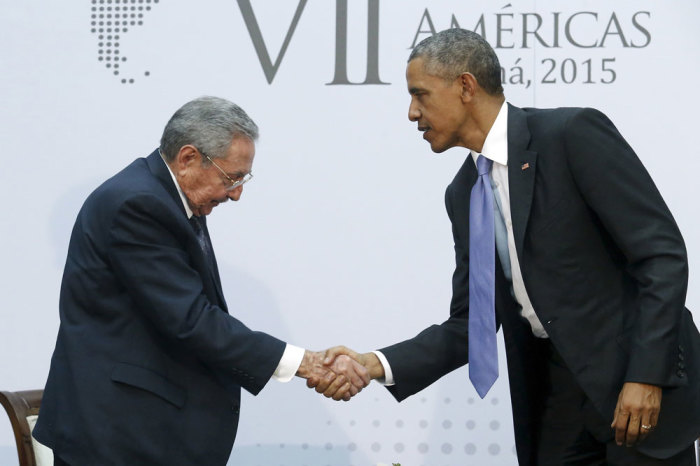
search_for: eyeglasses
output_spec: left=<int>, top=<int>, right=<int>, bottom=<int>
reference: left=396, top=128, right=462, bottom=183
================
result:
left=199, top=149, right=253, bottom=191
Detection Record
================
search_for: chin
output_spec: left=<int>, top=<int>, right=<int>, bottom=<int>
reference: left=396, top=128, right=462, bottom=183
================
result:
left=191, top=204, right=209, bottom=216
left=429, top=141, right=449, bottom=153
left=427, top=135, right=457, bottom=154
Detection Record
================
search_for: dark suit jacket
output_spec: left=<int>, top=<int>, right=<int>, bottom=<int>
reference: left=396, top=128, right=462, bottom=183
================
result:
left=380, top=105, right=700, bottom=465
left=34, top=150, right=286, bottom=465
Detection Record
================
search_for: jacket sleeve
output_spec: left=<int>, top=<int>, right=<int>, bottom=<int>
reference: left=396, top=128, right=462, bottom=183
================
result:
left=563, top=107, right=688, bottom=387
left=106, top=193, right=287, bottom=395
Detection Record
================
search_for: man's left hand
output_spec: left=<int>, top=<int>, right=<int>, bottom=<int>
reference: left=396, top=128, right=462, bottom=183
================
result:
left=299, top=350, right=370, bottom=401
left=610, top=382, right=662, bottom=447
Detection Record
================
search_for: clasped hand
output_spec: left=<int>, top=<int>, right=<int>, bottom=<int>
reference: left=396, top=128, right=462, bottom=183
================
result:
left=296, top=349, right=370, bottom=401
left=301, top=346, right=385, bottom=401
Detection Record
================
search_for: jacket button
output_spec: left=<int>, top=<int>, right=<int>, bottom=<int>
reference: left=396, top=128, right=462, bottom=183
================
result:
left=679, top=345, right=685, bottom=353
left=677, top=370, right=685, bottom=378
left=678, top=353, right=685, bottom=361
left=678, top=362, right=685, bottom=370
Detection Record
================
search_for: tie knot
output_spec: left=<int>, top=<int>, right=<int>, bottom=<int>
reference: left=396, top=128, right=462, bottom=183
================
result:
left=476, top=154, right=492, bottom=176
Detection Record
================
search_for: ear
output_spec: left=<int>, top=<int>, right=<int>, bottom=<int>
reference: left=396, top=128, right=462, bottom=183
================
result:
left=459, top=72, right=478, bottom=102
left=174, top=145, right=199, bottom=174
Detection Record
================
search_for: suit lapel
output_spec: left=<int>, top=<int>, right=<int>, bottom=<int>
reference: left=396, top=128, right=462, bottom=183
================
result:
left=506, top=104, right=538, bottom=261
left=146, top=150, right=228, bottom=311
left=461, top=155, right=478, bottom=193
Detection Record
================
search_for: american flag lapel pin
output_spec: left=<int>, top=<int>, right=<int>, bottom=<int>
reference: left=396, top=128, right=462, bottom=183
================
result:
left=521, top=162, right=530, bottom=170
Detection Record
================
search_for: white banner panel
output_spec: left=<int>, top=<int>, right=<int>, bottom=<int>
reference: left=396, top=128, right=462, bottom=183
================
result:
left=1, top=1, right=699, bottom=465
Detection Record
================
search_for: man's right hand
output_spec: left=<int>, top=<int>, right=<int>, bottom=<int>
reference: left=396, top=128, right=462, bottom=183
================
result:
left=296, top=349, right=370, bottom=401
left=306, top=346, right=386, bottom=399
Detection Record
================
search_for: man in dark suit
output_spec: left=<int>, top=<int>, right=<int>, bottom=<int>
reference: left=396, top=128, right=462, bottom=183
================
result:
left=320, top=29, right=700, bottom=465
left=34, top=96, right=369, bottom=465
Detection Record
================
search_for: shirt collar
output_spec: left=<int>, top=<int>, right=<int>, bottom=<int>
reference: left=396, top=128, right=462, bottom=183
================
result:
left=159, top=150, right=194, bottom=219
left=470, top=101, right=508, bottom=167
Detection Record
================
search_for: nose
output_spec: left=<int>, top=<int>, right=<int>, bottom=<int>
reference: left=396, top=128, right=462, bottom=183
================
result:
left=408, top=100, right=420, bottom=122
left=227, top=186, right=243, bottom=201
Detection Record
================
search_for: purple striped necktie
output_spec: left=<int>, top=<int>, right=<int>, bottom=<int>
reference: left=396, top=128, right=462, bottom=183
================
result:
left=468, top=154, right=498, bottom=398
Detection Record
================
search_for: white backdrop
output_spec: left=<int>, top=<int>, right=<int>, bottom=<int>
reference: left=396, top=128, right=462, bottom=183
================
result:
left=1, top=1, right=699, bottom=465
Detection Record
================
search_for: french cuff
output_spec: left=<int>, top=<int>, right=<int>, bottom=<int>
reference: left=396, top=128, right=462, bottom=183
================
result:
left=272, top=344, right=305, bottom=382
left=372, top=350, right=395, bottom=386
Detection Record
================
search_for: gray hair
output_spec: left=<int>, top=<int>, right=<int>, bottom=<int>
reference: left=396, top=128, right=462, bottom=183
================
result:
left=159, top=96, right=259, bottom=163
left=409, top=28, right=503, bottom=96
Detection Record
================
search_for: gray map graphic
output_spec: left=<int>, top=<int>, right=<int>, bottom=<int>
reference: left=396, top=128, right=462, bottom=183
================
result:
left=91, top=0, right=160, bottom=84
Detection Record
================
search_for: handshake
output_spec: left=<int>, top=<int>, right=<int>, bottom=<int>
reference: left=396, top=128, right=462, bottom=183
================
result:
left=295, top=346, right=386, bottom=401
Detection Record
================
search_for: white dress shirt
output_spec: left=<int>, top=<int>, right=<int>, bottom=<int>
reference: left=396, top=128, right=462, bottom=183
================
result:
left=377, top=102, right=547, bottom=386
left=161, top=153, right=304, bottom=382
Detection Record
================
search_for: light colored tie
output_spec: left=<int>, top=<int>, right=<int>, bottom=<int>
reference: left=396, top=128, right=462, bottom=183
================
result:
left=468, top=155, right=498, bottom=398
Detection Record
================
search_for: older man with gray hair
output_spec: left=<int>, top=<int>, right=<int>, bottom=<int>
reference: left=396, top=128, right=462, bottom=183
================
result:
left=34, top=96, right=369, bottom=466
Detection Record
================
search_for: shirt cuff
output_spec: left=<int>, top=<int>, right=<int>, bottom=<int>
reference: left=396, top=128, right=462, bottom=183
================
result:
left=372, top=350, right=395, bottom=386
left=272, top=344, right=305, bottom=383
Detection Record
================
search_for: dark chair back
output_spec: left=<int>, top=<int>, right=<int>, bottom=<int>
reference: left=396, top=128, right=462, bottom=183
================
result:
left=0, top=390, right=43, bottom=466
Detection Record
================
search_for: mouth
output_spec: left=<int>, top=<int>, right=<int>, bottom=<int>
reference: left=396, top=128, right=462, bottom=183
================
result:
left=418, top=126, right=431, bottom=139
